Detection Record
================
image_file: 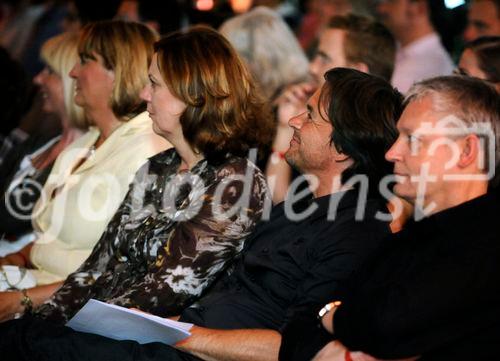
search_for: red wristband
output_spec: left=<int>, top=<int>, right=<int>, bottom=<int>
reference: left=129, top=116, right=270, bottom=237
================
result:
left=271, top=149, right=286, bottom=160
left=345, top=350, right=353, bottom=361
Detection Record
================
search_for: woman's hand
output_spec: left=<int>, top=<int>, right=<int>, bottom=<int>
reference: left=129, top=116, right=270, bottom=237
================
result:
left=0, top=253, right=26, bottom=267
left=0, top=291, right=23, bottom=322
left=0, top=243, right=34, bottom=268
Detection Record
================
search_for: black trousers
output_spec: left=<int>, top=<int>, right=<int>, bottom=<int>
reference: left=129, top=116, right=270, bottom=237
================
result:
left=0, top=317, right=201, bottom=361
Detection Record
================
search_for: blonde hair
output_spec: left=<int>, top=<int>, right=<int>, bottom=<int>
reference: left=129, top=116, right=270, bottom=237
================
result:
left=78, top=20, right=159, bottom=120
left=219, top=6, right=309, bottom=100
left=40, top=32, right=87, bottom=129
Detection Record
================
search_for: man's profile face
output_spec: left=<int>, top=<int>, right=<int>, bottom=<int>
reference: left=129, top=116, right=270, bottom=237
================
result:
left=285, top=88, right=339, bottom=174
left=464, top=0, right=500, bottom=41
left=385, top=96, right=466, bottom=210
left=309, top=29, right=348, bottom=86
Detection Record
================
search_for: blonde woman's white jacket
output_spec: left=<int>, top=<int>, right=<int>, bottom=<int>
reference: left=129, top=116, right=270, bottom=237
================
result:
left=30, top=112, right=169, bottom=284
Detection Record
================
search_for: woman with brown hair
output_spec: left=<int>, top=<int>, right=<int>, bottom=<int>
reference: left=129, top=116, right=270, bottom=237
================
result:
left=29, top=25, right=273, bottom=324
left=0, top=21, right=167, bottom=320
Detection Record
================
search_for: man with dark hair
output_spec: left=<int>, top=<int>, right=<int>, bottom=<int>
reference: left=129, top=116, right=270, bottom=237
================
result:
left=306, top=75, right=500, bottom=361
left=376, top=0, right=454, bottom=93
left=269, top=13, right=396, bottom=204
left=0, top=68, right=403, bottom=361
left=464, top=0, right=500, bottom=41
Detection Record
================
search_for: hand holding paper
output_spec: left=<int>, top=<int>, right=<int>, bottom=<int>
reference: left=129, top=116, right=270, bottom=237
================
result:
left=66, top=299, right=192, bottom=345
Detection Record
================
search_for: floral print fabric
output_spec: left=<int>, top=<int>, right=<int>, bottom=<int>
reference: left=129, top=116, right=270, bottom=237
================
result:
left=34, top=148, right=268, bottom=323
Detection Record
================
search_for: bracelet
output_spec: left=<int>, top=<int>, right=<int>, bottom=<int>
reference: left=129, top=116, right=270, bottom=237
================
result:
left=317, top=300, right=342, bottom=319
left=345, top=350, right=353, bottom=361
left=20, top=288, right=33, bottom=314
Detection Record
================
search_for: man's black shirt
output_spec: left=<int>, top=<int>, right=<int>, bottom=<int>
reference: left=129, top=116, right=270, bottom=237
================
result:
left=181, top=189, right=391, bottom=332
left=334, top=189, right=500, bottom=360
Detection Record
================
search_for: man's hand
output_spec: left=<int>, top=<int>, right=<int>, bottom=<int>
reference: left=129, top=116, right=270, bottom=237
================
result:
left=275, top=82, right=316, bottom=128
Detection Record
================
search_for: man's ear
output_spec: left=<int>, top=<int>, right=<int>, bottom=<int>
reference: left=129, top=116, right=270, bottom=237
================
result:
left=458, top=134, right=481, bottom=169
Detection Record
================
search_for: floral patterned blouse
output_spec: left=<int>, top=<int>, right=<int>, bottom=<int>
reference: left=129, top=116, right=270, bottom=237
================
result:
left=34, top=148, right=269, bottom=323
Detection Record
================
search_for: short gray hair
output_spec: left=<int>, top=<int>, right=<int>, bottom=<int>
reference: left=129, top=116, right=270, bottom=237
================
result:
left=406, top=75, right=500, bottom=187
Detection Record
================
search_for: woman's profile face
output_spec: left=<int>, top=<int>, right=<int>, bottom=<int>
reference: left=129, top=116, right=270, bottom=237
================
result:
left=69, top=52, right=115, bottom=111
left=141, top=53, right=186, bottom=142
left=33, top=66, right=65, bottom=116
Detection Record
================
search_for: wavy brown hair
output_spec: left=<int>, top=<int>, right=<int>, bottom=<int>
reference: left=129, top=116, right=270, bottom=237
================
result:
left=154, top=25, right=274, bottom=162
left=319, top=68, right=402, bottom=195
left=78, top=20, right=158, bottom=120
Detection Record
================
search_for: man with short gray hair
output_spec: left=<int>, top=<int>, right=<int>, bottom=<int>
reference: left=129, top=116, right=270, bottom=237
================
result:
left=308, top=75, right=500, bottom=361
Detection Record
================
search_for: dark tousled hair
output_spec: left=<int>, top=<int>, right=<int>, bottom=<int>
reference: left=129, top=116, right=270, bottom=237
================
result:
left=319, top=68, right=403, bottom=195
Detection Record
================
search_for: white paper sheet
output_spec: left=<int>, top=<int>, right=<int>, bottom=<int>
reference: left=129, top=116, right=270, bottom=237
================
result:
left=66, top=299, right=192, bottom=345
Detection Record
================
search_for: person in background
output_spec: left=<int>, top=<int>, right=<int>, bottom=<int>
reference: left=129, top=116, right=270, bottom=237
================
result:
left=252, top=0, right=302, bottom=30
left=376, top=0, right=454, bottom=93
left=0, top=20, right=168, bottom=320
left=219, top=6, right=309, bottom=103
left=456, top=35, right=500, bottom=92
left=0, top=32, right=87, bottom=247
left=296, top=0, right=354, bottom=52
left=268, top=14, right=396, bottom=204
left=464, top=0, right=500, bottom=41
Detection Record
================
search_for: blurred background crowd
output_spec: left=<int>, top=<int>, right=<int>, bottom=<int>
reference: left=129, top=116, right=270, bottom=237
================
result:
left=0, top=0, right=496, bottom=151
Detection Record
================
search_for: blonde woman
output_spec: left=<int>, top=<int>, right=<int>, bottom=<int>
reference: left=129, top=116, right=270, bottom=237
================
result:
left=0, top=32, right=87, bottom=250
left=0, top=21, right=168, bottom=321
